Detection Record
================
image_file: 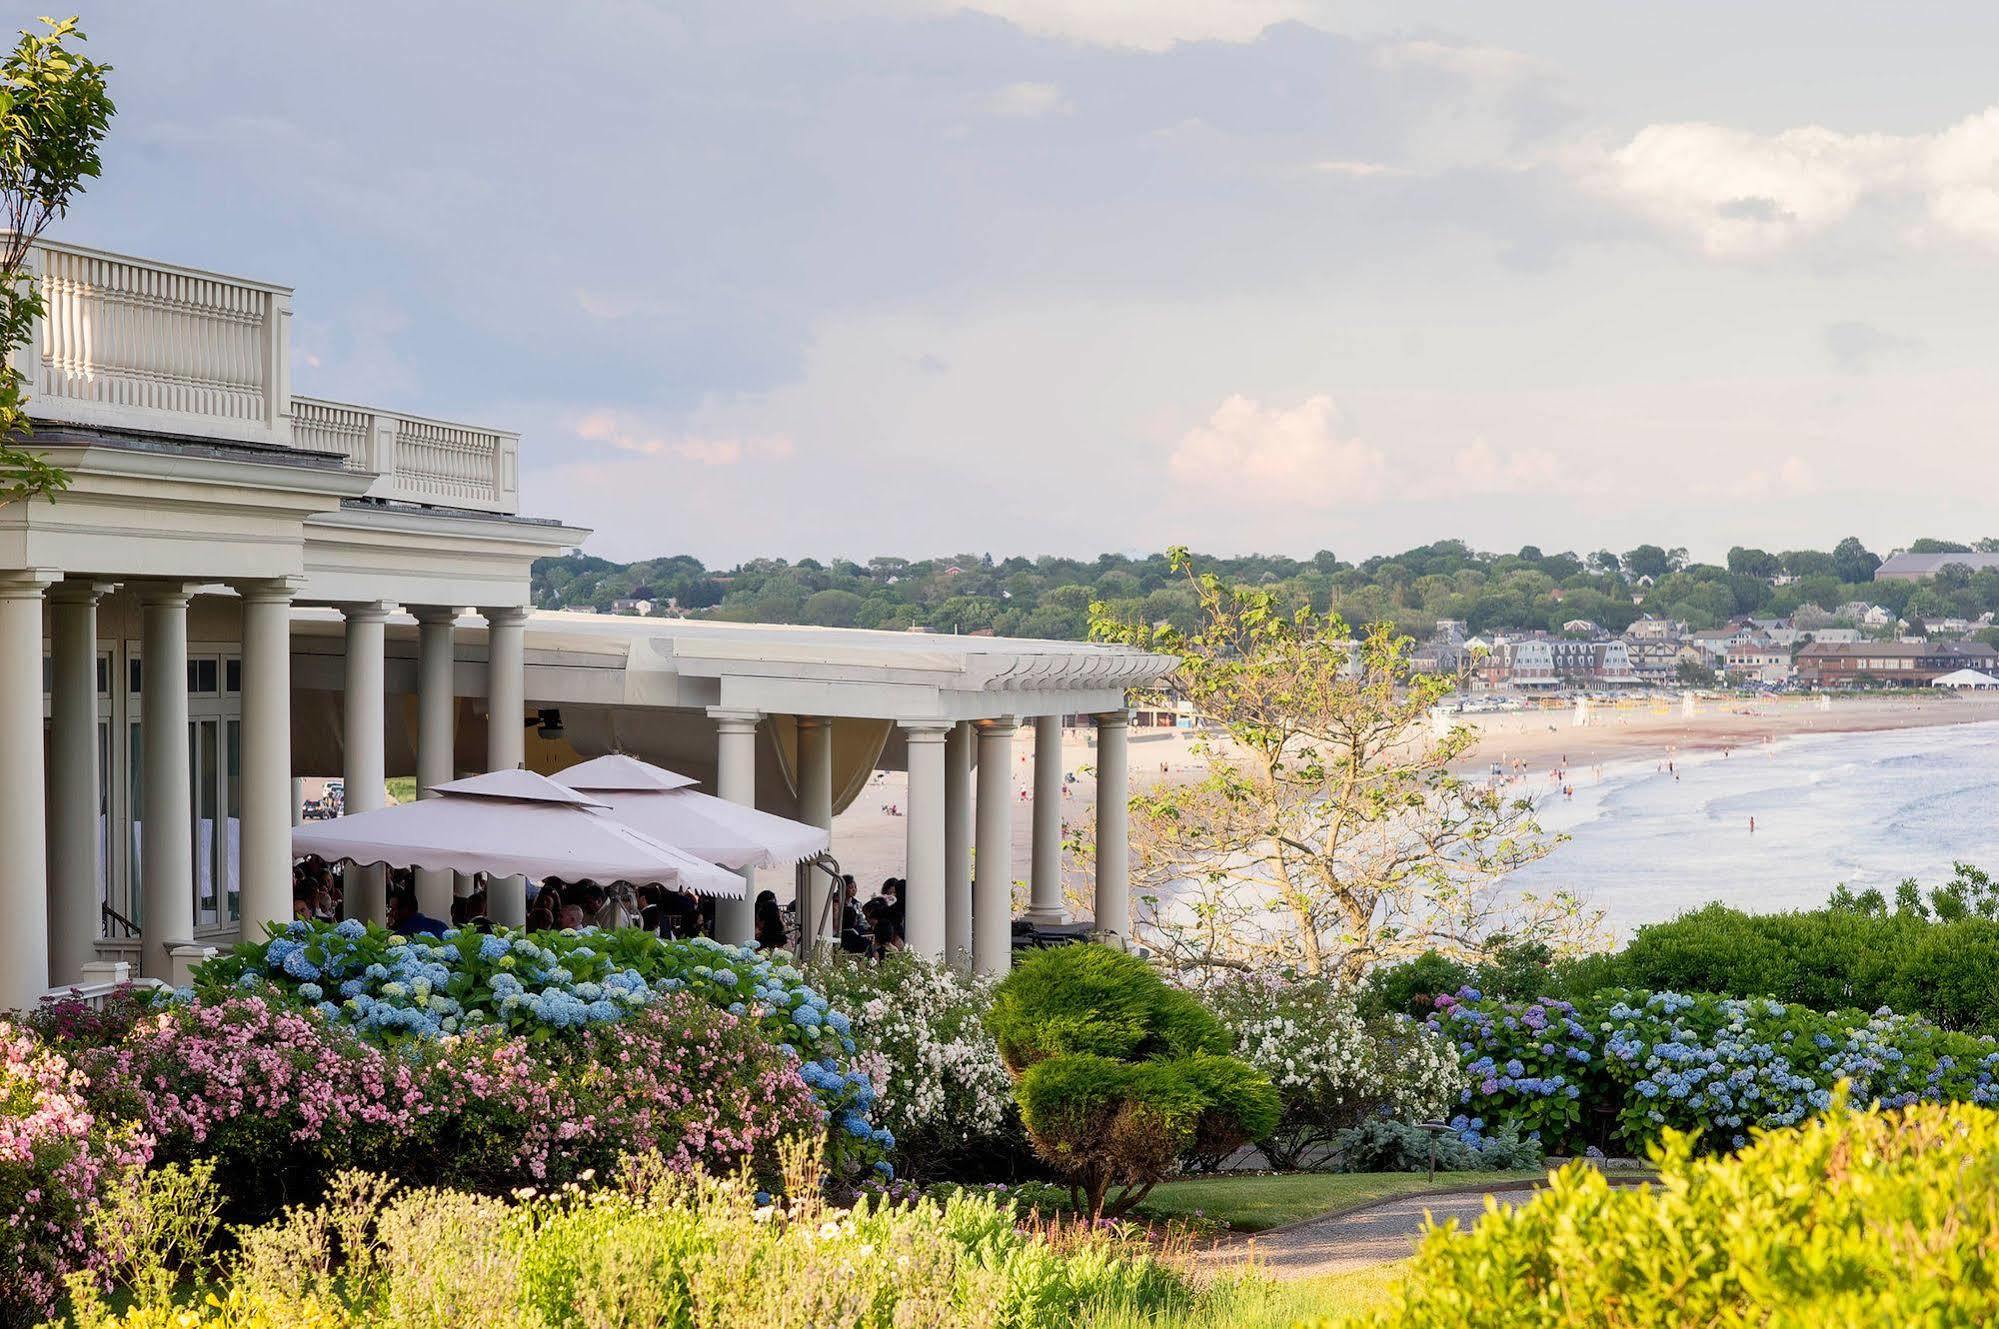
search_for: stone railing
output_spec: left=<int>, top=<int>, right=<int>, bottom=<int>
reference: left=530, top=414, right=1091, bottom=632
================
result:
left=292, top=397, right=520, bottom=514
left=12, top=237, right=292, bottom=446
left=11, top=237, right=522, bottom=515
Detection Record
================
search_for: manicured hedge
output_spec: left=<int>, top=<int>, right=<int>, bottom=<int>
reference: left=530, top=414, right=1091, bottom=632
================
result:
left=1369, top=896, right=1999, bottom=1036
left=1335, top=1098, right=1999, bottom=1328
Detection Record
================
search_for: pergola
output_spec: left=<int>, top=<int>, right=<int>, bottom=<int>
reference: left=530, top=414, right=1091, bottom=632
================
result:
left=289, top=610, right=1177, bottom=975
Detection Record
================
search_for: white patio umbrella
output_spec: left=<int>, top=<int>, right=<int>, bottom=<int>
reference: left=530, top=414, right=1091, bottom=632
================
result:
left=291, top=768, right=743, bottom=896
left=552, top=753, right=829, bottom=871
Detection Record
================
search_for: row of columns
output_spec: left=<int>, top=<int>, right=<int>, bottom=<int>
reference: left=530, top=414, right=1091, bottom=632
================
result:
left=700, top=707, right=1129, bottom=977
left=1, top=578, right=532, bottom=1012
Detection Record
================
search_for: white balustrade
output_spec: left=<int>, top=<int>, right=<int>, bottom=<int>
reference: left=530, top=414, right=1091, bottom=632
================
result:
left=292, top=397, right=520, bottom=514
left=8, top=236, right=521, bottom=516
left=14, top=237, right=291, bottom=446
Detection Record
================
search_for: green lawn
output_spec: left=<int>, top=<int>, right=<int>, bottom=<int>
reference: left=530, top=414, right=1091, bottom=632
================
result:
left=1134, top=1170, right=1547, bottom=1232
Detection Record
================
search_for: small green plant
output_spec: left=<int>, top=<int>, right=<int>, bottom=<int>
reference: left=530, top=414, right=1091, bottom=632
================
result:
left=988, top=946, right=1278, bottom=1218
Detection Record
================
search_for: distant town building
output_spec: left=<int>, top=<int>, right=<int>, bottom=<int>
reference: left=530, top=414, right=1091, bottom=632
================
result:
left=1795, top=640, right=1999, bottom=686
left=1725, top=641, right=1793, bottom=686
left=1875, top=551, right=1999, bottom=581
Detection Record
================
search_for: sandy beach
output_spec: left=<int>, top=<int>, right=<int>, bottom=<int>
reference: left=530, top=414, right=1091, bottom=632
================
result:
left=818, top=693, right=1999, bottom=904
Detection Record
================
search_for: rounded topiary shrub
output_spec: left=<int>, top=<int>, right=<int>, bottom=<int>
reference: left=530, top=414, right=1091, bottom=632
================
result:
left=988, top=945, right=1276, bottom=1216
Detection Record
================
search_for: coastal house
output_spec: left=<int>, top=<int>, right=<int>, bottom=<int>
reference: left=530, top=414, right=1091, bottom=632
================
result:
left=0, top=237, right=1170, bottom=1010
left=1724, top=641, right=1793, bottom=686
left=1498, top=637, right=1559, bottom=688
left=1625, top=639, right=1682, bottom=682
left=1625, top=615, right=1685, bottom=642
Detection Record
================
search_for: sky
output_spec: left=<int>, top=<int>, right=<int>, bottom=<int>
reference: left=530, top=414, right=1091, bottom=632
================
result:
left=50, top=2, right=1999, bottom=563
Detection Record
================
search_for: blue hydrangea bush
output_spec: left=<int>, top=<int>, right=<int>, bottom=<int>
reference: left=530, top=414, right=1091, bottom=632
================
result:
left=196, top=920, right=893, bottom=1175
left=1433, top=986, right=1999, bottom=1155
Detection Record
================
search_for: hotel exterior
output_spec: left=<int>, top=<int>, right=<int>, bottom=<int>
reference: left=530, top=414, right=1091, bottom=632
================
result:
left=1, top=238, right=1170, bottom=1010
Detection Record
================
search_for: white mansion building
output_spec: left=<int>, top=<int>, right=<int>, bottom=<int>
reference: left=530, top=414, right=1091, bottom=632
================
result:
left=1, top=238, right=1168, bottom=1010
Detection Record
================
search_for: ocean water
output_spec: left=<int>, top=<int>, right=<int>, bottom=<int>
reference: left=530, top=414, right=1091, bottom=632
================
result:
left=1507, top=719, right=1999, bottom=937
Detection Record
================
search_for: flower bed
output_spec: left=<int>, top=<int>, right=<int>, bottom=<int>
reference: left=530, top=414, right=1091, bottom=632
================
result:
left=1432, top=987, right=1999, bottom=1154
left=0, top=1022, right=149, bottom=1327
left=50, top=990, right=823, bottom=1219
left=194, top=921, right=890, bottom=1172
left=1205, top=971, right=1463, bottom=1168
left=808, top=952, right=1018, bottom=1178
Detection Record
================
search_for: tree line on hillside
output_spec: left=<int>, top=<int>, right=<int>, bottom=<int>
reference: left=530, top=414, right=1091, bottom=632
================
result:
left=531, top=536, right=1999, bottom=642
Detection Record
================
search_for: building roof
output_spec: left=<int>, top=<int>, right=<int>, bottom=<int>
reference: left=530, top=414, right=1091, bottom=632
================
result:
left=1877, top=552, right=1999, bottom=578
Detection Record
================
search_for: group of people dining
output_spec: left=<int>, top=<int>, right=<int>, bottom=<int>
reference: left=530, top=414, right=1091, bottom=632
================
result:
left=291, top=854, right=911, bottom=959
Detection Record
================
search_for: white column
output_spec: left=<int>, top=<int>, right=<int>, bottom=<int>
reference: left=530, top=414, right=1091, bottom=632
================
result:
left=139, top=583, right=194, bottom=980
left=46, top=581, right=104, bottom=987
left=794, top=716, right=833, bottom=945
left=1027, top=713, right=1067, bottom=924
left=973, top=717, right=1017, bottom=976
left=238, top=580, right=299, bottom=942
left=482, top=605, right=529, bottom=926
left=711, top=708, right=762, bottom=945
left=341, top=602, right=392, bottom=926
left=0, top=571, right=56, bottom=1007
left=1094, top=710, right=1131, bottom=944
left=944, top=720, right=973, bottom=970
left=901, top=721, right=949, bottom=960
left=413, top=606, right=458, bottom=920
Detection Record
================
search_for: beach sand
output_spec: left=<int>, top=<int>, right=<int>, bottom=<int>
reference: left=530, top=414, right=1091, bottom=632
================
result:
left=815, top=693, right=1999, bottom=904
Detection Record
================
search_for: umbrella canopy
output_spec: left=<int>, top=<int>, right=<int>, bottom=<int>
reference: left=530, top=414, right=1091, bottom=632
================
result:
left=553, top=753, right=830, bottom=870
left=291, top=768, right=744, bottom=896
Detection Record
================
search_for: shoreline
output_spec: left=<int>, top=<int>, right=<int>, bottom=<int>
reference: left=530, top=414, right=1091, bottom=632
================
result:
left=817, top=693, right=1999, bottom=897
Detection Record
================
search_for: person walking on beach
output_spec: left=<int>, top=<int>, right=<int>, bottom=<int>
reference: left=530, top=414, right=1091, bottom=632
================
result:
left=1749, top=816, right=1756, bottom=833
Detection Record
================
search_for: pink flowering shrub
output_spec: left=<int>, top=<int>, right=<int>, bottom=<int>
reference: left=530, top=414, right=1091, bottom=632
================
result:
left=0, top=1021, right=150, bottom=1327
left=53, top=992, right=820, bottom=1222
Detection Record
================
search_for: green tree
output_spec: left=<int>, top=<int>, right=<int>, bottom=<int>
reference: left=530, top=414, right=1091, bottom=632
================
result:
left=1622, top=545, right=1673, bottom=580
left=1832, top=536, right=1882, bottom=583
left=1090, top=549, right=1594, bottom=982
left=0, top=16, right=113, bottom=504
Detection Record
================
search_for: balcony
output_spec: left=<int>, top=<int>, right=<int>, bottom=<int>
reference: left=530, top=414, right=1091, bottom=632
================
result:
left=10, top=237, right=519, bottom=515
left=291, top=398, right=519, bottom=514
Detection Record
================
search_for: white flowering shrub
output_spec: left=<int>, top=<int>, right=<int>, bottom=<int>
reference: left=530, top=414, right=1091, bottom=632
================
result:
left=808, top=951, right=1020, bottom=1177
left=1203, top=971, right=1464, bottom=1168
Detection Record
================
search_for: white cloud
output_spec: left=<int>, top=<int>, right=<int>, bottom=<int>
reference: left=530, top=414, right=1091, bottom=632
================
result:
left=1311, top=159, right=1401, bottom=178
left=1168, top=395, right=1389, bottom=507
left=985, top=80, right=1071, bottom=117
left=1374, top=39, right=1538, bottom=83
left=573, top=410, right=794, bottom=466
left=1726, top=453, right=1818, bottom=500
left=1446, top=437, right=1565, bottom=493
left=1577, top=106, right=1999, bottom=258
left=891, top=0, right=1315, bottom=51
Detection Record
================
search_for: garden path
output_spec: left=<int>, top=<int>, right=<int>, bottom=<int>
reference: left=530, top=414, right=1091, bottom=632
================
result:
left=1203, top=1189, right=1516, bottom=1278
left=1200, top=1177, right=1654, bottom=1279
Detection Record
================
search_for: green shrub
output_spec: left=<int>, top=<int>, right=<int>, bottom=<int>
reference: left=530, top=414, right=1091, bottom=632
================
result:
left=987, top=945, right=1225, bottom=1067
left=989, top=946, right=1277, bottom=1217
left=1606, top=897, right=1999, bottom=1033
left=1332, top=1119, right=1542, bottom=1174
left=1335, top=1097, right=1999, bottom=1328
